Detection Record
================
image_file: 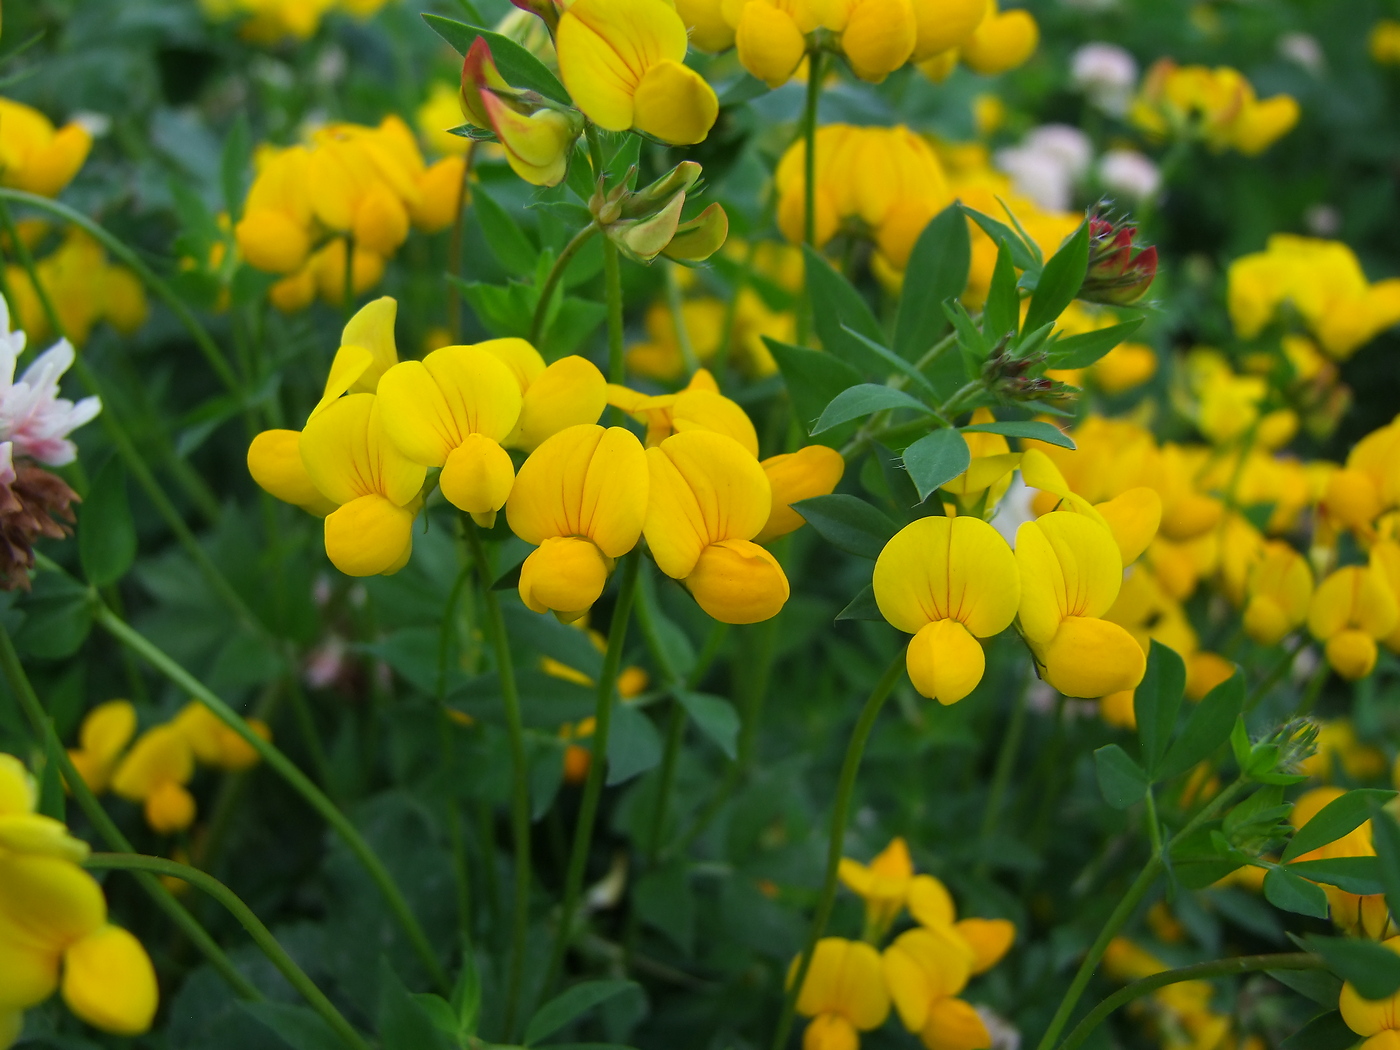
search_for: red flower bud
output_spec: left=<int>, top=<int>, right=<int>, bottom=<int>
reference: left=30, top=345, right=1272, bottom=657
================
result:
left=1081, top=218, right=1157, bottom=305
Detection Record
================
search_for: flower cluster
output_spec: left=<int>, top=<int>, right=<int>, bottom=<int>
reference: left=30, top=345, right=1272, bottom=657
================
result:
left=68, top=699, right=270, bottom=835
left=1130, top=60, right=1300, bottom=156
left=235, top=118, right=465, bottom=312
left=249, top=299, right=842, bottom=624
left=0, top=753, right=158, bottom=1046
left=198, top=0, right=391, bottom=44
left=3, top=226, right=148, bottom=347
left=793, top=838, right=1014, bottom=1050
left=0, top=97, right=92, bottom=199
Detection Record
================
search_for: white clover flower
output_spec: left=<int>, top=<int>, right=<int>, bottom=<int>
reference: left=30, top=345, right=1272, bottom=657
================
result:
left=1098, top=148, right=1162, bottom=204
left=1071, top=43, right=1138, bottom=115
left=0, top=301, right=101, bottom=467
left=995, top=125, right=1092, bottom=212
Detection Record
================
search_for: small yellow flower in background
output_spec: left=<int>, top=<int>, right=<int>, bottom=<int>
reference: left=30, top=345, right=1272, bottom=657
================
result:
left=674, top=0, right=738, bottom=53
left=838, top=837, right=914, bottom=940
left=3, top=229, right=148, bottom=346
left=1372, top=20, right=1400, bottom=65
left=792, top=937, right=890, bottom=1050
left=557, top=0, right=719, bottom=146
left=0, top=754, right=158, bottom=1044
left=1131, top=60, right=1298, bottom=156
left=1103, top=937, right=1243, bottom=1050
left=66, top=699, right=136, bottom=794
left=110, top=724, right=197, bottom=834
left=1241, top=541, right=1312, bottom=646
left=200, top=0, right=389, bottom=44
left=1016, top=512, right=1146, bottom=698
left=235, top=145, right=315, bottom=274
left=755, top=444, right=845, bottom=543
left=645, top=430, right=790, bottom=624
left=1320, top=417, right=1400, bottom=540
left=559, top=717, right=598, bottom=784
left=958, top=0, right=1039, bottom=77
left=0, top=97, right=93, bottom=198
left=1373, top=540, right=1400, bottom=652
left=1308, top=563, right=1399, bottom=680
left=506, top=424, right=650, bottom=622
left=173, top=702, right=271, bottom=772
left=1302, top=721, right=1387, bottom=783
left=418, top=81, right=472, bottom=159
left=873, top=516, right=1019, bottom=705
left=1294, top=787, right=1393, bottom=940
left=909, top=0, right=988, bottom=62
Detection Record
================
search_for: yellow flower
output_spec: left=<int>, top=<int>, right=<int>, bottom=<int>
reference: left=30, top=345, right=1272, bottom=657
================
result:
left=1132, top=61, right=1297, bottom=156
left=1016, top=512, right=1146, bottom=698
left=959, top=1, right=1039, bottom=77
left=908, top=0, right=986, bottom=61
left=1373, top=540, right=1400, bottom=652
left=557, top=0, right=719, bottom=146
left=0, top=755, right=158, bottom=1043
left=418, top=81, right=472, bottom=159
left=1242, top=541, right=1312, bottom=646
left=298, top=394, right=427, bottom=577
left=1308, top=564, right=1400, bottom=680
left=730, top=0, right=819, bottom=88
left=0, top=98, right=93, bottom=198
left=609, top=369, right=759, bottom=453
left=3, top=229, right=149, bottom=346
left=247, top=429, right=340, bottom=517
left=109, top=725, right=197, bottom=834
left=66, top=700, right=137, bottom=795
left=235, top=145, right=315, bottom=274
left=1372, top=20, right=1400, bottom=65
left=506, top=424, right=650, bottom=622
left=873, top=516, right=1019, bottom=704
left=675, top=0, right=737, bottom=52
left=838, top=837, right=914, bottom=938
left=755, top=445, right=846, bottom=543
left=645, top=430, right=790, bottom=623
left=812, top=0, right=918, bottom=83
left=172, top=702, right=271, bottom=772
left=793, top=938, right=891, bottom=1050
left=474, top=338, right=608, bottom=452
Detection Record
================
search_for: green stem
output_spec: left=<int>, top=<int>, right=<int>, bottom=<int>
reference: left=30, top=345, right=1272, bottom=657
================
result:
left=91, top=601, right=450, bottom=995
left=602, top=238, right=625, bottom=384
left=87, top=854, right=371, bottom=1050
left=0, top=622, right=258, bottom=1001
left=665, top=261, right=700, bottom=376
left=647, top=701, right=687, bottom=865
left=737, top=616, right=780, bottom=775
left=528, top=224, right=599, bottom=347
left=1244, top=641, right=1300, bottom=712
left=795, top=49, right=824, bottom=349
left=544, top=550, right=642, bottom=995
left=0, top=189, right=241, bottom=394
left=973, top=684, right=1027, bottom=880
left=1054, top=952, right=1323, bottom=1050
left=770, top=651, right=905, bottom=1050
left=464, top=523, right=531, bottom=1040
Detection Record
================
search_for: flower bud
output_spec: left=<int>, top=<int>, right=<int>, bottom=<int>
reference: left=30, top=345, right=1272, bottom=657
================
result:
left=663, top=203, right=730, bottom=262
left=1080, top=218, right=1157, bottom=306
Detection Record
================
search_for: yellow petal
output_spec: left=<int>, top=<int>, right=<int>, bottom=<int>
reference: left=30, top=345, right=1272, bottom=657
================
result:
left=906, top=618, right=985, bottom=704
left=909, top=0, right=986, bottom=59
left=840, top=0, right=917, bottom=82
left=340, top=296, right=400, bottom=393
left=1015, top=512, right=1124, bottom=642
left=477, top=337, right=547, bottom=390
left=874, top=516, right=1019, bottom=637
left=795, top=938, right=891, bottom=1028
left=803, top=1014, right=858, bottom=1050
left=907, top=874, right=956, bottom=928
left=144, top=780, right=196, bottom=834
left=1327, top=630, right=1379, bottom=681
left=510, top=355, right=608, bottom=452
left=0, top=852, right=107, bottom=953
left=110, top=726, right=194, bottom=801
left=960, top=8, right=1038, bottom=76
left=323, top=494, right=416, bottom=577
left=558, top=0, right=690, bottom=132
left=247, top=430, right=338, bottom=516
left=0, top=756, right=35, bottom=818
left=61, top=925, right=158, bottom=1036
left=756, top=445, right=846, bottom=543
left=441, top=434, right=516, bottom=515
left=881, top=926, right=973, bottom=1031
left=920, top=996, right=992, bottom=1050
left=300, top=394, right=427, bottom=508
left=632, top=59, right=719, bottom=145
left=78, top=701, right=137, bottom=768
left=377, top=345, right=523, bottom=466
left=685, top=539, right=790, bottom=623
left=955, top=917, right=1014, bottom=974
left=1093, top=487, right=1162, bottom=564
left=671, top=388, right=760, bottom=456
left=736, top=3, right=808, bottom=88
left=519, top=536, right=612, bottom=619
left=1039, top=616, right=1146, bottom=698
left=0, top=814, right=90, bottom=862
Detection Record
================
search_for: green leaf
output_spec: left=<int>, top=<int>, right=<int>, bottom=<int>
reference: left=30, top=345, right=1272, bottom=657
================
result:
left=812, top=384, right=934, bottom=435
left=1157, top=672, right=1245, bottom=781
left=1282, top=789, right=1399, bottom=863
left=241, top=1002, right=347, bottom=1050
left=1230, top=716, right=1252, bottom=772
left=840, top=325, right=940, bottom=399
left=1304, top=934, right=1400, bottom=1000
left=221, top=112, right=251, bottom=220
left=607, top=703, right=662, bottom=786
left=634, top=862, right=695, bottom=956
left=1285, top=856, right=1385, bottom=895
left=451, top=947, right=482, bottom=1036
left=524, top=980, right=640, bottom=1046
left=1024, top=222, right=1089, bottom=334
left=1264, top=867, right=1330, bottom=918
left=803, top=246, right=887, bottom=375
left=982, top=242, right=1020, bottom=345
left=421, top=14, right=570, bottom=103
left=1135, top=641, right=1186, bottom=776
left=895, top=205, right=971, bottom=361
left=960, top=205, right=1039, bottom=272
left=542, top=298, right=607, bottom=360
left=792, top=495, right=899, bottom=560
left=455, top=276, right=534, bottom=338
left=473, top=187, right=537, bottom=276
left=767, top=339, right=864, bottom=436
left=835, top=584, right=883, bottom=622
left=502, top=603, right=604, bottom=679
left=14, top=571, right=93, bottom=660
left=79, top=459, right=136, bottom=588
left=944, top=300, right=988, bottom=359
left=378, top=959, right=453, bottom=1050
left=1045, top=318, right=1145, bottom=369
left=412, top=995, right=458, bottom=1037
left=676, top=691, right=739, bottom=760
left=1280, top=1011, right=1365, bottom=1050
left=531, top=741, right=565, bottom=821
left=1268, top=968, right=1342, bottom=1007
left=1370, top=803, right=1400, bottom=925
left=902, top=429, right=971, bottom=502
left=1094, top=744, right=1148, bottom=810
left=961, top=420, right=1075, bottom=450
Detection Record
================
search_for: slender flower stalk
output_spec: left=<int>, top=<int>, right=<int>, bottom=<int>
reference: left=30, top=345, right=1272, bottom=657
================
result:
left=529, top=224, right=600, bottom=346
left=770, top=650, right=906, bottom=1050
left=86, top=853, right=372, bottom=1050
left=796, top=50, right=824, bottom=349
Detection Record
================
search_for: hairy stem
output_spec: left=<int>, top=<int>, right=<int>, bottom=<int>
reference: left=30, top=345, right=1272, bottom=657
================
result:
left=529, top=224, right=599, bottom=347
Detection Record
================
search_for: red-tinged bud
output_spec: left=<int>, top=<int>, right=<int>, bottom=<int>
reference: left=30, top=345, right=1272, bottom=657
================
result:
left=510, top=0, right=559, bottom=26
left=1082, top=218, right=1157, bottom=305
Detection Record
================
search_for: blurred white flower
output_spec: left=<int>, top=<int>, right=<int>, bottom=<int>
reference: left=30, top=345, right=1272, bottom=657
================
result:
left=305, top=634, right=347, bottom=689
left=0, top=301, right=101, bottom=467
left=71, top=111, right=112, bottom=138
left=991, top=476, right=1036, bottom=545
left=976, top=1005, right=1022, bottom=1050
left=1071, top=43, right=1138, bottom=114
left=1305, top=203, right=1341, bottom=237
left=995, top=125, right=1092, bottom=212
left=1098, top=148, right=1162, bottom=204
left=1278, top=32, right=1325, bottom=75
left=0, top=443, right=15, bottom=492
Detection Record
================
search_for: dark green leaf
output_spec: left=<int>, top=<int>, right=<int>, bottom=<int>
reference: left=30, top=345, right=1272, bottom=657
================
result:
left=835, top=584, right=883, bottom=622
left=1135, top=641, right=1186, bottom=775
left=1230, top=716, right=1252, bottom=773
left=411, top=995, right=458, bottom=1037
left=1282, top=789, right=1399, bottom=862
left=1267, top=969, right=1342, bottom=1007
left=982, top=242, right=1020, bottom=344
left=502, top=603, right=604, bottom=678
left=960, top=205, right=1039, bottom=272
left=803, top=246, right=886, bottom=375
left=607, top=703, right=661, bottom=786
left=378, top=959, right=453, bottom=1050
left=841, top=326, right=939, bottom=399
left=1370, top=803, right=1400, bottom=925
left=676, top=691, right=739, bottom=760
left=242, top=1002, right=347, bottom=1050
left=961, top=420, right=1075, bottom=450
left=1304, top=934, right=1400, bottom=1000
left=1157, top=672, right=1245, bottom=781
left=79, top=459, right=136, bottom=588
left=422, top=15, right=569, bottom=102
left=767, top=339, right=865, bottom=436
left=14, top=571, right=93, bottom=660
left=895, top=205, right=971, bottom=361
left=531, top=742, right=565, bottom=821
left=812, top=384, right=934, bottom=435
left=524, top=980, right=640, bottom=1046
left=1264, top=867, right=1330, bottom=918
left=1045, top=318, right=1145, bottom=369
left=944, top=300, right=988, bottom=359
left=1280, top=1011, right=1365, bottom=1050
left=902, top=429, right=971, bottom=501
left=634, top=862, right=695, bottom=956
left=1286, top=856, right=1385, bottom=895
left=221, top=112, right=251, bottom=220
left=792, top=495, right=899, bottom=560
left=451, top=948, right=481, bottom=1036
left=474, top=187, right=537, bottom=276
left=1095, top=744, right=1148, bottom=810
left=1024, top=222, right=1089, bottom=334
